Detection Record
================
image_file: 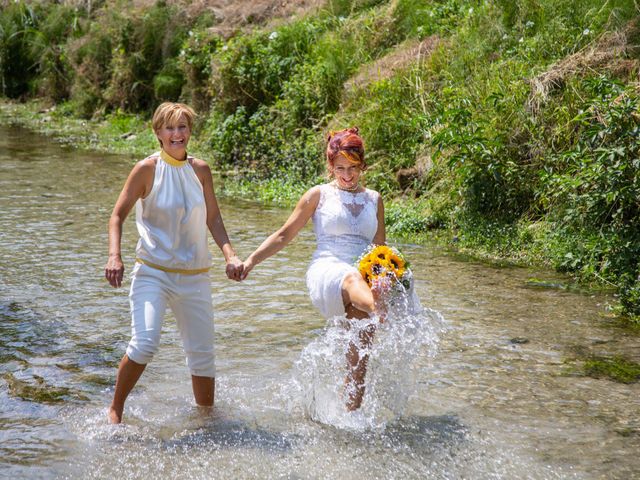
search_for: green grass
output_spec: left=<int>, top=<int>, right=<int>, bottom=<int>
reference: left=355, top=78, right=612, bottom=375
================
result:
left=583, top=356, right=640, bottom=384
left=1, top=0, right=640, bottom=321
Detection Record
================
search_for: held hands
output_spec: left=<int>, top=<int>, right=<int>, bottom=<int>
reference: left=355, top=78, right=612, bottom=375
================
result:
left=225, top=255, right=244, bottom=282
left=105, top=254, right=125, bottom=288
left=239, top=257, right=255, bottom=281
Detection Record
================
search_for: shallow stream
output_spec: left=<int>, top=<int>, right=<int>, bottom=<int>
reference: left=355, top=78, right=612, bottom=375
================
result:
left=1, top=123, right=639, bottom=479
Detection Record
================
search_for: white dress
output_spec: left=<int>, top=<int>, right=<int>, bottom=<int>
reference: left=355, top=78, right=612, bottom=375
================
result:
left=305, top=183, right=379, bottom=318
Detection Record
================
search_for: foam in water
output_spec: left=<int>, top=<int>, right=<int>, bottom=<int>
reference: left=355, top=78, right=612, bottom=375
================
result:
left=288, top=279, right=445, bottom=430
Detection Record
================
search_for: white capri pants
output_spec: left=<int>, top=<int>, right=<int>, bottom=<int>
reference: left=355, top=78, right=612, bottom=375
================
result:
left=126, top=263, right=216, bottom=378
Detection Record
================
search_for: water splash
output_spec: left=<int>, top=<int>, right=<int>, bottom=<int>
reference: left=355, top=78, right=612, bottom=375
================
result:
left=288, top=281, right=445, bottom=430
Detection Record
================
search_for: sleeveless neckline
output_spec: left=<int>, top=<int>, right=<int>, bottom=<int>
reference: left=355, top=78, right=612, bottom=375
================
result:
left=331, top=181, right=366, bottom=195
left=160, top=149, right=188, bottom=167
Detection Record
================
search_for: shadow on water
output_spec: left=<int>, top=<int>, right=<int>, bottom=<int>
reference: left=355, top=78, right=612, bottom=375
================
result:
left=321, top=414, right=468, bottom=455
left=162, top=418, right=296, bottom=453
left=99, top=414, right=465, bottom=462
left=382, top=414, right=468, bottom=451
left=0, top=301, right=95, bottom=404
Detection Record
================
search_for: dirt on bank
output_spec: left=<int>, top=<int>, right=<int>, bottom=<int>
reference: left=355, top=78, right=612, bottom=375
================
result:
left=131, top=0, right=327, bottom=36
left=527, top=19, right=640, bottom=113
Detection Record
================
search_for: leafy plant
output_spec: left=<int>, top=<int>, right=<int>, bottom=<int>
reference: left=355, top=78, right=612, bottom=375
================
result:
left=0, top=2, right=39, bottom=98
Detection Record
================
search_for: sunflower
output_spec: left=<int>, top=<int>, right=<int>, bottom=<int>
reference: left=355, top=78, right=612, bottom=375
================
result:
left=357, top=244, right=411, bottom=288
left=360, top=258, right=391, bottom=286
left=358, top=259, right=373, bottom=280
left=387, top=250, right=406, bottom=278
left=370, top=245, right=392, bottom=263
left=361, top=260, right=383, bottom=287
left=371, top=259, right=390, bottom=275
left=358, top=260, right=369, bottom=275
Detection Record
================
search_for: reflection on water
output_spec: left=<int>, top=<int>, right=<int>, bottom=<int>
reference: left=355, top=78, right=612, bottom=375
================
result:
left=1, top=122, right=640, bottom=479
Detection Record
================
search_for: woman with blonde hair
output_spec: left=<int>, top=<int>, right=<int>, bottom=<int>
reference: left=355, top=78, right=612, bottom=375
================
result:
left=104, top=102, right=243, bottom=423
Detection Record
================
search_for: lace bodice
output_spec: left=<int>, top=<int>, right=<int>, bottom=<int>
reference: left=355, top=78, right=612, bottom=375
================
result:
left=311, top=183, right=379, bottom=263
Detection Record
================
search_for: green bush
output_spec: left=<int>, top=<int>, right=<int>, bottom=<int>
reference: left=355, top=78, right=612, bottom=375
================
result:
left=205, top=106, right=253, bottom=168
left=153, top=58, right=184, bottom=101
left=28, top=4, right=84, bottom=101
left=537, top=77, right=640, bottom=313
left=386, top=200, right=444, bottom=235
left=544, top=78, right=640, bottom=229
left=392, top=0, right=480, bottom=39
left=104, top=2, right=188, bottom=112
left=178, top=21, right=220, bottom=112
left=211, top=18, right=329, bottom=114
left=0, top=2, right=39, bottom=98
left=205, top=104, right=323, bottom=181
left=67, top=9, right=117, bottom=117
left=432, top=99, right=536, bottom=219
left=277, top=13, right=388, bottom=128
left=620, top=275, right=640, bottom=318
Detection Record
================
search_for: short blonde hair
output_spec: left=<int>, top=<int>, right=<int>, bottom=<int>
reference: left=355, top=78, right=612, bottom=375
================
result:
left=152, top=102, right=196, bottom=132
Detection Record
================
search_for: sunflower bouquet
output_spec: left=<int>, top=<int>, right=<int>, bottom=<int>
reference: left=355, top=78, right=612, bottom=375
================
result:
left=357, top=244, right=412, bottom=291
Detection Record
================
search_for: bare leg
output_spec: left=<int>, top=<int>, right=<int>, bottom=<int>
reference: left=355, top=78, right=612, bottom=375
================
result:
left=344, top=304, right=376, bottom=411
left=109, top=354, right=146, bottom=424
left=191, top=375, right=215, bottom=408
left=341, top=273, right=385, bottom=411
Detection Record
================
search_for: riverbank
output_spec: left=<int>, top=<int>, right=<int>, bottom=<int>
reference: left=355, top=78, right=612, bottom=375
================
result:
left=0, top=98, right=530, bottom=250
left=2, top=0, right=639, bottom=321
left=2, top=99, right=639, bottom=389
left=0, top=98, right=622, bottom=291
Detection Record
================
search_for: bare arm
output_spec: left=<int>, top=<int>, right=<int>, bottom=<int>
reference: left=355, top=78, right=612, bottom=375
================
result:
left=372, top=193, right=386, bottom=245
left=193, top=159, right=242, bottom=281
left=241, top=186, right=321, bottom=280
left=105, top=159, right=154, bottom=287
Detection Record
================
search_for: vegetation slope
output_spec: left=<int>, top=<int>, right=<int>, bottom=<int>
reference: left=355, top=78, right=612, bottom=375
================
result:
left=1, top=0, right=639, bottom=321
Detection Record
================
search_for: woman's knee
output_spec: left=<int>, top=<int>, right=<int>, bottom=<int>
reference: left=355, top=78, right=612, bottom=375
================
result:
left=126, top=335, right=160, bottom=364
left=343, top=272, right=369, bottom=294
left=343, top=273, right=375, bottom=313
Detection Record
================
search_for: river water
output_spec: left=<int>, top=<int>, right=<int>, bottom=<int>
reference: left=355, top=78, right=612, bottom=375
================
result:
left=0, top=123, right=639, bottom=479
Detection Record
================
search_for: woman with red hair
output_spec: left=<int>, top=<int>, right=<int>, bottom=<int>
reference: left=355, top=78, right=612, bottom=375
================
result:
left=241, top=127, right=385, bottom=411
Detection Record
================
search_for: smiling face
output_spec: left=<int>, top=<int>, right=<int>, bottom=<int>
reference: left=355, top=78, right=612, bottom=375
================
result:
left=331, top=153, right=363, bottom=190
left=155, top=114, right=191, bottom=160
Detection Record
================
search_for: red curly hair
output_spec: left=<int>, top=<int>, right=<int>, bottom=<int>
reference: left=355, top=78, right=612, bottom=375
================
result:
left=326, top=127, right=366, bottom=173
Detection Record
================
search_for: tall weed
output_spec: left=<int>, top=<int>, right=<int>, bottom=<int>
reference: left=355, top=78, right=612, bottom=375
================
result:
left=211, top=18, right=330, bottom=115
left=0, top=2, right=39, bottom=97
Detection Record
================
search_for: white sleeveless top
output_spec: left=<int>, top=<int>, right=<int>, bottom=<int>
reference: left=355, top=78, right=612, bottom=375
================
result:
left=135, top=150, right=211, bottom=273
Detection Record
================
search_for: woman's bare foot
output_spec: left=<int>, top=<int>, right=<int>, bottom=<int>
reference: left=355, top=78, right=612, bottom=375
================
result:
left=108, top=406, right=122, bottom=424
